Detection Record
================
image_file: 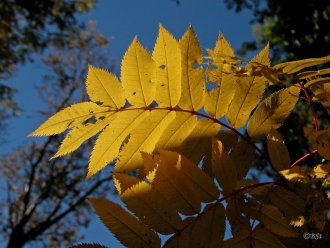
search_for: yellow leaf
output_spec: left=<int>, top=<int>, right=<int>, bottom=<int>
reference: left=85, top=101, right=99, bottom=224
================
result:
left=212, top=138, right=238, bottom=194
left=147, top=151, right=201, bottom=215
left=226, top=44, right=270, bottom=128
left=205, top=74, right=236, bottom=119
left=226, top=76, right=266, bottom=128
left=298, top=67, right=330, bottom=79
left=205, top=33, right=236, bottom=118
left=157, top=150, right=219, bottom=202
left=279, top=167, right=309, bottom=183
left=251, top=43, right=271, bottom=67
left=178, top=118, right=221, bottom=166
left=113, top=173, right=141, bottom=195
left=207, top=32, right=235, bottom=67
left=88, top=110, right=149, bottom=178
left=115, top=110, right=176, bottom=173
left=274, top=54, right=330, bottom=74
left=89, top=198, right=160, bottom=247
left=260, top=204, right=299, bottom=237
left=164, top=203, right=225, bottom=247
left=178, top=26, right=205, bottom=111
left=267, top=129, right=291, bottom=171
left=311, top=164, right=330, bottom=179
left=247, top=85, right=301, bottom=138
left=29, top=102, right=109, bottom=136
left=311, top=83, right=330, bottom=107
left=121, top=181, right=182, bottom=235
left=140, top=152, right=160, bottom=183
left=121, top=37, right=155, bottom=106
left=304, top=77, right=330, bottom=88
left=155, top=112, right=197, bottom=151
left=86, top=65, right=125, bottom=108
left=308, top=128, right=330, bottom=160
left=152, top=24, right=181, bottom=107
left=51, top=114, right=114, bottom=159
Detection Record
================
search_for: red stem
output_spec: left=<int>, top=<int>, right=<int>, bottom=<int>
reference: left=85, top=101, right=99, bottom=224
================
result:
left=289, top=149, right=318, bottom=168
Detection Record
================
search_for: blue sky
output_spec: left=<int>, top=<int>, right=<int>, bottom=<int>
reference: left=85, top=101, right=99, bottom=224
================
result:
left=4, top=0, right=256, bottom=247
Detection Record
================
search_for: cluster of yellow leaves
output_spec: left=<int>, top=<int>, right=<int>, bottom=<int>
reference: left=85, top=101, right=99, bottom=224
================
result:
left=30, top=25, right=303, bottom=178
left=30, top=25, right=330, bottom=247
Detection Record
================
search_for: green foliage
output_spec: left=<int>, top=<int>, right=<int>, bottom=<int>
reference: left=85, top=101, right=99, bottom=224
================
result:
left=31, top=25, right=330, bottom=247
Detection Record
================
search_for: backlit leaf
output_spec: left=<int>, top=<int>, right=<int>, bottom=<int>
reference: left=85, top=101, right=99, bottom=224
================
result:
left=121, top=181, right=182, bottom=234
left=247, top=85, right=301, bottom=138
left=115, top=110, right=176, bottom=173
left=52, top=114, right=114, bottom=159
left=86, top=65, right=125, bottom=108
left=178, top=26, right=205, bottom=111
left=205, top=33, right=236, bottom=118
left=89, top=198, right=160, bottom=247
left=178, top=118, right=221, bottom=166
left=152, top=24, right=181, bottom=107
left=155, top=112, right=197, bottom=150
left=226, top=44, right=270, bottom=128
left=29, top=102, right=109, bottom=136
left=113, top=173, right=141, bottom=195
left=274, top=54, right=330, bottom=74
left=121, top=37, right=155, bottom=106
left=88, top=110, right=149, bottom=177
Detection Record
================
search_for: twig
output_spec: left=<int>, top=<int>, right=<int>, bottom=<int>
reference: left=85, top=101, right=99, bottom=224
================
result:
left=289, top=149, right=318, bottom=168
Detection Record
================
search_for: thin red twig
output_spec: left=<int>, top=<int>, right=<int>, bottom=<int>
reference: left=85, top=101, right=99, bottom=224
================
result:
left=289, top=149, right=318, bottom=168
